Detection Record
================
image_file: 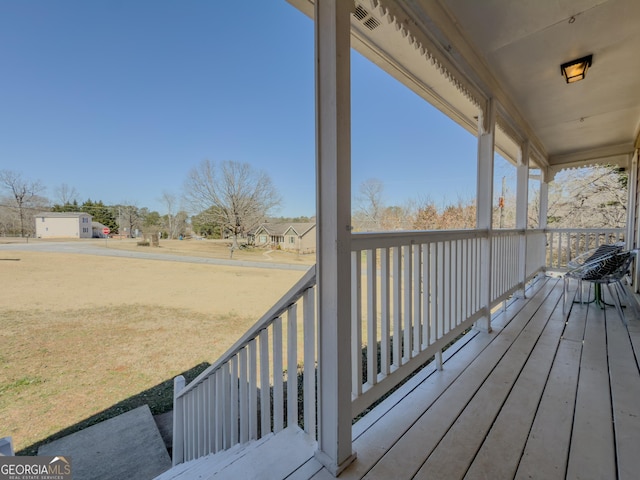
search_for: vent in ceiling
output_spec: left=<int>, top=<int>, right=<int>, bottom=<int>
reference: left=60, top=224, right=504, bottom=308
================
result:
left=353, top=3, right=380, bottom=31
left=364, top=17, right=380, bottom=30
left=354, top=4, right=368, bottom=21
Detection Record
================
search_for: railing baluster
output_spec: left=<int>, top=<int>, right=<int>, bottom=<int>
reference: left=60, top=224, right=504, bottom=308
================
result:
left=380, top=247, right=390, bottom=376
left=303, top=287, right=315, bottom=438
left=456, top=239, right=462, bottom=327
left=239, top=347, right=248, bottom=443
left=351, top=250, right=363, bottom=396
left=259, top=329, right=271, bottom=437
left=557, top=231, right=562, bottom=269
left=273, top=316, right=284, bottom=433
left=172, top=375, right=185, bottom=466
left=403, top=244, right=412, bottom=361
left=286, top=305, right=297, bottom=429
left=197, top=383, right=205, bottom=457
left=215, top=370, right=223, bottom=452
left=222, top=362, right=232, bottom=449
left=412, top=244, right=421, bottom=356
left=430, top=242, right=437, bottom=344
left=367, top=249, right=378, bottom=386
left=421, top=243, right=430, bottom=349
left=230, top=356, right=239, bottom=446
left=444, top=240, right=451, bottom=334
left=248, top=339, right=258, bottom=440
left=392, top=246, right=402, bottom=368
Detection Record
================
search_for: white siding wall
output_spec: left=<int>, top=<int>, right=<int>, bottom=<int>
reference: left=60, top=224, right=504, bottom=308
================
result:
left=36, top=215, right=92, bottom=238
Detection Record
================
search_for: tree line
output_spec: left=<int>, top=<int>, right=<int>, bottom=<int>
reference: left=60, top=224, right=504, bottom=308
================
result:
left=0, top=160, right=282, bottom=242
left=0, top=163, right=627, bottom=239
left=352, top=165, right=628, bottom=232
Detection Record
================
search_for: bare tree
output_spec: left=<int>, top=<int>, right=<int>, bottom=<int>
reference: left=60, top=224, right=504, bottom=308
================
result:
left=184, top=160, right=281, bottom=252
left=161, top=191, right=178, bottom=239
left=116, top=203, right=143, bottom=238
left=547, top=166, right=627, bottom=228
left=54, top=183, right=79, bottom=206
left=0, top=170, right=46, bottom=237
left=160, top=191, right=189, bottom=239
left=355, top=178, right=385, bottom=231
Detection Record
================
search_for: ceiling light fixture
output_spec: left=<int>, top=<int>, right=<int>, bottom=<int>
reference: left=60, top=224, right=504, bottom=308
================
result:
left=560, top=54, right=593, bottom=83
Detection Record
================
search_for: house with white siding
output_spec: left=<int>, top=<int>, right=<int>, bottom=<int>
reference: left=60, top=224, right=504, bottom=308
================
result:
left=251, top=222, right=316, bottom=253
left=34, top=212, right=93, bottom=239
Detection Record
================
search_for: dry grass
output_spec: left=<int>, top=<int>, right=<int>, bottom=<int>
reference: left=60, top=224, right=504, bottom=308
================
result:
left=0, top=243, right=308, bottom=454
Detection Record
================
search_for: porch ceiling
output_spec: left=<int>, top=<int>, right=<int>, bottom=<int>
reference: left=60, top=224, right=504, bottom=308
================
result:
left=287, top=0, right=640, bottom=171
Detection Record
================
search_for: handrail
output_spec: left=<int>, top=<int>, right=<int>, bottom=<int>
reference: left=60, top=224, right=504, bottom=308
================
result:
left=351, top=228, right=489, bottom=249
left=176, top=265, right=316, bottom=399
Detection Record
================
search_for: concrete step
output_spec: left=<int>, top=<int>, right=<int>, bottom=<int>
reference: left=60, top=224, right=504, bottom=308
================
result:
left=155, top=426, right=316, bottom=480
left=38, top=405, right=171, bottom=480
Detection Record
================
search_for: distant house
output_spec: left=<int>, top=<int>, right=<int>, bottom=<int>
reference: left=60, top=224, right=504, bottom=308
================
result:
left=91, top=221, right=109, bottom=238
left=251, top=222, right=316, bottom=253
left=35, top=212, right=93, bottom=239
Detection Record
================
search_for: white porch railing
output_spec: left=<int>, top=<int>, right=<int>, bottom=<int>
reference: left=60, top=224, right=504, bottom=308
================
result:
left=349, top=228, right=545, bottom=416
left=171, top=228, right=547, bottom=466
left=350, top=230, right=485, bottom=415
left=171, top=266, right=317, bottom=465
left=545, top=228, right=625, bottom=269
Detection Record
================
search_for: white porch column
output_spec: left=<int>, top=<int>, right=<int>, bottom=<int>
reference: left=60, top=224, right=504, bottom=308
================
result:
left=516, top=141, right=530, bottom=293
left=626, top=150, right=638, bottom=249
left=627, top=149, right=639, bottom=291
left=538, top=173, right=549, bottom=230
left=538, top=171, right=549, bottom=272
left=475, top=98, right=496, bottom=332
left=314, top=0, right=356, bottom=475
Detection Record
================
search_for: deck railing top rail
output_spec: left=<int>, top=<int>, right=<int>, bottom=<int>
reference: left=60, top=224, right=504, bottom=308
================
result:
left=351, top=229, right=490, bottom=249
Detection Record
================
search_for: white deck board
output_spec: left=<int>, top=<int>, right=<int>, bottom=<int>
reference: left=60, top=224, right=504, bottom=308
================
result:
left=463, top=293, right=565, bottom=480
left=566, top=301, right=616, bottom=480
left=413, top=286, right=564, bottom=480
left=605, top=298, right=640, bottom=480
left=514, top=338, right=582, bottom=480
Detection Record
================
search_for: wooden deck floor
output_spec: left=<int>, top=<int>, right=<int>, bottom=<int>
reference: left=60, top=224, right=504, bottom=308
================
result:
left=290, top=275, right=640, bottom=480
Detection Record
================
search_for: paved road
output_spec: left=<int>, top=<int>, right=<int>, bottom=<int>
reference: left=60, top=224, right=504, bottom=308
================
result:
left=0, top=241, right=310, bottom=271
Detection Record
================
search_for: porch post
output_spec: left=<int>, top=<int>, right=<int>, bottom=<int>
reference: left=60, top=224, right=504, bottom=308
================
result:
left=538, top=171, right=549, bottom=272
left=314, top=0, right=356, bottom=475
left=538, top=173, right=549, bottom=230
left=516, top=141, right=530, bottom=294
left=626, top=152, right=637, bottom=247
left=627, top=149, right=639, bottom=291
left=475, top=98, right=496, bottom=332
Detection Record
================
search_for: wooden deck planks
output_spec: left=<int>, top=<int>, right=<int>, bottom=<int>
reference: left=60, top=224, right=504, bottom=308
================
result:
left=566, top=301, right=616, bottom=480
left=463, top=292, right=568, bottom=480
left=361, top=280, right=559, bottom=479
left=289, top=277, right=639, bottom=480
left=335, top=326, right=500, bottom=480
left=311, top=279, right=552, bottom=480
left=514, top=341, right=582, bottom=478
left=605, top=303, right=640, bottom=480
left=413, top=284, right=564, bottom=480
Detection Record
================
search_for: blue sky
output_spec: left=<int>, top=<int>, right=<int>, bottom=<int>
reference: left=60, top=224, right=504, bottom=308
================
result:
left=0, top=1, right=503, bottom=217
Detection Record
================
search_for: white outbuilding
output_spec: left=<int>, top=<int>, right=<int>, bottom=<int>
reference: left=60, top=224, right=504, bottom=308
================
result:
left=34, top=212, right=93, bottom=239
